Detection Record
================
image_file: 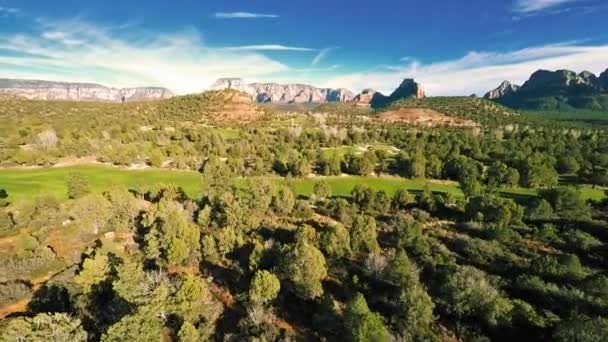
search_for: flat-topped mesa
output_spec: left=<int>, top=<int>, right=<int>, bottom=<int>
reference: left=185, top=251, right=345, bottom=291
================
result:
left=208, top=78, right=355, bottom=104
left=0, top=78, right=173, bottom=102
left=484, top=81, right=520, bottom=100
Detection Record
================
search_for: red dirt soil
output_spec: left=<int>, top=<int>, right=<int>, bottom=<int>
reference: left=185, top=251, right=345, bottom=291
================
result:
left=375, top=108, right=479, bottom=128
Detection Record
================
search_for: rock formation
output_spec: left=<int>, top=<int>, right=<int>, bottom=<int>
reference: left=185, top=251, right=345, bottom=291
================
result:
left=353, top=89, right=382, bottom=105
left=0, top=79, right=174, bottom=102
left=484, top=81, right=520, bottom=100
left=209, top=78, right=355, bottom=104
left=599, top=68, right=608, bottom=91
left=370, top=78, right=425, bottom=108
left=484, top=68, right=608, bottom=110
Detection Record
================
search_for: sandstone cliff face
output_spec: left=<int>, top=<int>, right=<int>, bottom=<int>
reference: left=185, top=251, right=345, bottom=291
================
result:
left=209, top=78, right=355, bottom=104
left=354, top=88, right=381, bottom=105
left=0, top=79, right=174, bottom=102
left=484, top=81, right=520, bottom=100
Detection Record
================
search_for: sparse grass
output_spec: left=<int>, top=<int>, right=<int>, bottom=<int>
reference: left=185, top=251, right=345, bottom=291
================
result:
left=2, top=166, right=605, bottom=205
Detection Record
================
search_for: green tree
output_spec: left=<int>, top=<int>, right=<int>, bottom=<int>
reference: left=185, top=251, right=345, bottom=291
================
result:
left=71, top=194, right=112, bottom=234
left=392, top=188, right=414, bottom=211
left=144, top=202, right=201, bottom=266
left=350, top=215, right=380, bottom=255
left=75, top=252, right=110, bottom=294
left=440, top=265, right=513, bottom=327
left=318, top=152, right=342, bottom=176
left=556, top=156, right=580, bottom=175
left=177, top=321, right=200, bottom=342
left=554, top=314, right=608, bottom=342
left=104, top=187, right=139, bottom=232
left=66, top=172, right=90, bottom=199
left=320, top=223, right=351, bottom=259
left=1, top=313, right=87, bottom=341
left=112, top=258, right=148, bottom=304
left=351, top=185, right=376, bottom=212
left=466, top=194, right=523, bottom=226
left=312, top=180, right=332, bottom=201
left=345, top=152, right=375, bottom=176
left=384, top=249, right=412, bottom=286
left=148, top=149, right=165, bottom=168
left=283, top=240, right=328, bottom=300
left=272, top=185, right=296, bottom=215
left=394, top=286, right=435, bottom=340
left=539, top=187, right=591, bottom=221
left=344, top=293, right=390, bottom=342
left=486, top=161, right=519, bottom=188
left=520, top=157, right=558, bottom=188
left=526, top=198, right=554, bottom=220
left=407, top=152, right=426, bottom=179
left=0, top=189, right=8, bottom=207
left=249, top=270, right=281, bottom=305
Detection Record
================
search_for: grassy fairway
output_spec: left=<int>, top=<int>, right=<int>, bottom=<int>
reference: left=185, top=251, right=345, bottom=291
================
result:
left=0, top=166, right=204, bottom=203
left=1, top=165, right=605, bottom=204
left=289, top=176, right=463, bottom=197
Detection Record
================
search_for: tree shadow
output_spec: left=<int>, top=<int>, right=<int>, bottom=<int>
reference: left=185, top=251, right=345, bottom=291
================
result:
left=27, top=284, right=74, bottom=315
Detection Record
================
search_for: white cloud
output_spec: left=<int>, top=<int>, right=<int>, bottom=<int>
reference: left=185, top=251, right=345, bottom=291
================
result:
left=0, top=18, right=292, bottom=94
left=221, top=44, right=314, bottom=52
left=214, top=12, right=278, bottom=19
left=0, top=6, right=20, bottom=15
left=312, top=48, right=332, bottom=66
left=322, top=43, right=608, bottom=96
left=514, top=0, right=582, bottom=13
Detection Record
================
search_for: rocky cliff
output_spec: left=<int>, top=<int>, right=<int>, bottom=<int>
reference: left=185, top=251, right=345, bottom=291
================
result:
left=209, top=78, right=355, bottom=104
left=484, top=68, right=608, bottom=110
left=0, top=79, right=174, bottom=102
left=485, top=81, right=520, bottom=100
left=370, top=78, right=425, bottom=108
left=353, top=88, right=381, bottom=105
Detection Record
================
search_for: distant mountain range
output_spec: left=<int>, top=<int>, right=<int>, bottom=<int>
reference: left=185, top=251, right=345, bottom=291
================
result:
left=0, top=79, right=174, bottom=102
left=209, top=77, right=425, bottom=107
left=209, top=78, right=355, bottom=104
left=484, top=68, right=608, bottom=110
left=4, top=69, right=607, bottom=110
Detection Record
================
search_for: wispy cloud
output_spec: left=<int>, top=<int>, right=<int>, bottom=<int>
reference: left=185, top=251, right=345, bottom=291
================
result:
left=214, top=12, right=278, bottom=19
left=513, top=0, right=582, bottom=13
left=0, top=18, right=290, bottom=94
left=323, top=42, right=608, bottom=95
left=312, top=48, right=332, bottom=66
left=222, top=44, right=314, bottom=52
left=0, top=6, right=20, bottom=15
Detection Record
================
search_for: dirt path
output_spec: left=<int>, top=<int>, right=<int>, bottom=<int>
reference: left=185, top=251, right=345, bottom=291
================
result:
left=0, top=272, right=55, bottom=319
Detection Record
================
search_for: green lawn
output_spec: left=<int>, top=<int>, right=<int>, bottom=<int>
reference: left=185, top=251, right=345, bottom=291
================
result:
left=1, top=166, right=605, bottom=205
left=0, top=166, right=204, bottom=203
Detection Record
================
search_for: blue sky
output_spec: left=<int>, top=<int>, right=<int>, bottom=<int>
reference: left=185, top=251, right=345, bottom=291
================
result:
left=0, top=0, right=607, bottom=95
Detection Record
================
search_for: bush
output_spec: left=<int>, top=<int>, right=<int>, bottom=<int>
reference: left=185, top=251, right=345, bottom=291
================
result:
left=249, top=270, right=281, bottom=305
left=66, top=172, right=90, bottom=199
left=0, top=281, right=32, bottom=306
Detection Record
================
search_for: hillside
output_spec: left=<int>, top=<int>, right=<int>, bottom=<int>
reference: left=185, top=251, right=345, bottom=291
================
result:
left=380, top=96, right=521, bottom=126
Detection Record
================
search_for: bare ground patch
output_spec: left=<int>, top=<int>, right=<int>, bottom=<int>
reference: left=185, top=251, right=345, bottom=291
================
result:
left=375, top=108, right=480, bottom=128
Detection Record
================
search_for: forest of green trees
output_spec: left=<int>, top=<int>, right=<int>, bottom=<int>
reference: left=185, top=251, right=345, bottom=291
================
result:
left=0, top=95, right=608, bottom=341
